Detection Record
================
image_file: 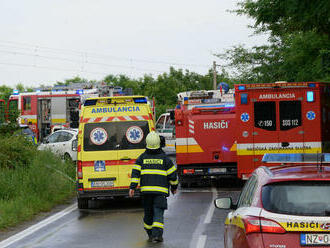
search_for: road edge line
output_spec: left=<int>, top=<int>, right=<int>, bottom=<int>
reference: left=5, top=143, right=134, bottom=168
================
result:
left=0, top=203, right=77, bottom=248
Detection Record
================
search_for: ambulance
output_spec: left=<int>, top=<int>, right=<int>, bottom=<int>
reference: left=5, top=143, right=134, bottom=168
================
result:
left=76, top=95, right=155, bottom=209
left=235, top=81, right=330, bottom=179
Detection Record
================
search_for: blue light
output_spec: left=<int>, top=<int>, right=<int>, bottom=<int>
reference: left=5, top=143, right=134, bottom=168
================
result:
left=240, top=93, right=248, bottom=104
left=307, top=91, right=314, bottom=102
left=308, top=83, right=316, bottom=87
left=84, top=99, right=97, bottom=106
left=76, top=89, right=84, bottom=95
left=13, top=89, right=19, bottom=95
left=36, top=89, right=41, bottom=93
left=238, top=85, right=246, bottom=90
left=133, top=97, right=147, bottom=103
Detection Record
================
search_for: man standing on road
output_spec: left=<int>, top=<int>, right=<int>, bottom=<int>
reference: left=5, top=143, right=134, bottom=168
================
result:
left=129, top=131, right=178, bottom=243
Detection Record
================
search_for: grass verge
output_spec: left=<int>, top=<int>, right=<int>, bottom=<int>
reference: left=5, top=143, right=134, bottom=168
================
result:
left=0, top=135, right=76, bottom=230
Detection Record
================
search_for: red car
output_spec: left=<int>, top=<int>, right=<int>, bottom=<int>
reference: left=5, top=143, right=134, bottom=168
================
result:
left=215, top=154, right=330, bottom=248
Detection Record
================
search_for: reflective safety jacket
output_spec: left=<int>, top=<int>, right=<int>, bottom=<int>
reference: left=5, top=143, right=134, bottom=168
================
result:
left=130, top=149, right=178, bottom=196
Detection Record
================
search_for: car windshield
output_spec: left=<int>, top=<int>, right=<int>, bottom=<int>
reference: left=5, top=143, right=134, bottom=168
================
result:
left=83, top=121, right=149, bottom=151
left=262, top=182, right=330, bottom=216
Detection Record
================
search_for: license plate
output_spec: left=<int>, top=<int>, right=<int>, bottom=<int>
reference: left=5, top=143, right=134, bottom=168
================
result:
left=209, top=168, right=226, bottom=173
left=301, top=233, right=330, bottom=246
left=91, top=181, right=114, bottom=188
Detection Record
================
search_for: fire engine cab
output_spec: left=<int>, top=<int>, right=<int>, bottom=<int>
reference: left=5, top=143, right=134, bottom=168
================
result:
left=235, top=81, right=330, bottom=179
left=174, top=89, right=237, bottom=185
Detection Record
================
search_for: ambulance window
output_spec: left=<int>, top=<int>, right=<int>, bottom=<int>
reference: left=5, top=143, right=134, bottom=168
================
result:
left=23, top=97, right=31, bottom=111
left=254, top=101, right=276, bottom=131
left=280, top=101, right=301, bottom=130
left=84, top=121, right=149, bottom=151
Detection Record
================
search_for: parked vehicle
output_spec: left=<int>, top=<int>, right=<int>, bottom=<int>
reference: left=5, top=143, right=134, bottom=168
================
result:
left=235, top=81, right=330, bottom=179
left=215, top=153, right=330, bottom=248
left=174, top=89, right=237, bottom=185
left=156, top=112, right=175, bottom=154
left=38, top=129, right=78, bottom=161
left=76, top=95, right=155, bottom=209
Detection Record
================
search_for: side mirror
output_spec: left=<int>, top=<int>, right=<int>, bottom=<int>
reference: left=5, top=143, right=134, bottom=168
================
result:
left=160, top=136, right=166, bottom=148
left=214, top=197, right=235, bottom=210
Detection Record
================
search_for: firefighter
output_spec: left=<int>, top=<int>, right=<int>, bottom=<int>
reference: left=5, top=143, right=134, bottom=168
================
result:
left=129, top=131, right=178, bottom=243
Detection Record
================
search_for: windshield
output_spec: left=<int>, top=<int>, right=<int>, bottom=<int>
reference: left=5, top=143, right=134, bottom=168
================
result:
left=262, top=182, right=330, bottom=216
left=83, top=121, right=150, bottom=151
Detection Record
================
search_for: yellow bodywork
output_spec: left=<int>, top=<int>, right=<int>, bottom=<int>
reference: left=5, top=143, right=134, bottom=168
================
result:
left=77, top=96, right=155, bottom=195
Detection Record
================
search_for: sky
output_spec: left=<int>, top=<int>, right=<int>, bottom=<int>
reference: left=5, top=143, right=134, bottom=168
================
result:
left=0, top=0, right=268, bottom=88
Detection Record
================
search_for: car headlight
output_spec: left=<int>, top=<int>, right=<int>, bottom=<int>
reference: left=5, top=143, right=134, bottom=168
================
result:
left=72, top=139, right=78, bottom=151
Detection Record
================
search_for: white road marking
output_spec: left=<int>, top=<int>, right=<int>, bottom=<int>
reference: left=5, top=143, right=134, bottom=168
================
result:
left=204, top=187, right=216, bottom=224
left=189, top=187, right=217, bottom=248
left=196, top=235, right=207, bottom=248
left=0, top=204, right=77, bottom=248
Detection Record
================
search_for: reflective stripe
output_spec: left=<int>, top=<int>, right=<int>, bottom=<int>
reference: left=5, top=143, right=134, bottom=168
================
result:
left=133, top=165, right=141, bottom=171
left=169, top=179, right=179, bottom=185
left=140, top=186, right=168, bottom=194
left=144, top=223, right=152, bottom=230
left=141, top=169, right=167, bottom=176
left=152, top=222, right=164, bottom=229
left=166, top=165, right=176, bottom=175
left=131, top=178, right=140, bottom=183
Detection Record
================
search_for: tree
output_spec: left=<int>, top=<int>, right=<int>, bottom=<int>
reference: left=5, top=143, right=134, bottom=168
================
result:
left=236, top=0, right=330, bottom=37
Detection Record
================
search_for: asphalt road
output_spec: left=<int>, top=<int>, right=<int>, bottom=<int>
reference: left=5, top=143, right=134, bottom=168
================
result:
left=0, top=183, right=241, bottom=248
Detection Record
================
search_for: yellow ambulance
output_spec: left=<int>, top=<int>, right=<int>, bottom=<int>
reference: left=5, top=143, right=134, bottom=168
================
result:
left=76, top=96, right=155, bottom=209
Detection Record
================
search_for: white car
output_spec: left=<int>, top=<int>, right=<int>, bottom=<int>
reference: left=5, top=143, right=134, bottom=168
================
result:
left=38, top=129, right=78, bottom=161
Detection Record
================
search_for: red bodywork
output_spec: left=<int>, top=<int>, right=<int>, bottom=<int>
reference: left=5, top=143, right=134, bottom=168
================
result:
left=175, top=97, right=237, bottom=182
left=224, top=164, right=330, bottom=248
left=235, top=82, right=330, bottom=179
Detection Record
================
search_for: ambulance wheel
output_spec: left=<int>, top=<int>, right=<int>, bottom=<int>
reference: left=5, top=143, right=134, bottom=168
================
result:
left=77, top=198, right=89, bottom=209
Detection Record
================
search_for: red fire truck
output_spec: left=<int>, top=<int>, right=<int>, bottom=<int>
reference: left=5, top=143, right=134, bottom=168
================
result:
left=174, top=89, right=237, bottom=185
left=235, top=81, right=330, bottom=179
left=7, top=84, right=126, bottom=141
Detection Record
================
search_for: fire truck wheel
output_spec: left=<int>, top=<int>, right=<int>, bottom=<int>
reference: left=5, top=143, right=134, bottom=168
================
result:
left=77, top=198, right=89, bottom=209
left=180, top=182, right=189, bottom=188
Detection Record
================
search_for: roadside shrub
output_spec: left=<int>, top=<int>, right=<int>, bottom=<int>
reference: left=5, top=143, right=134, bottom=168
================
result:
left=0, top=134, right=37, bottom=169
left=0, top=146, right=75, bottom=229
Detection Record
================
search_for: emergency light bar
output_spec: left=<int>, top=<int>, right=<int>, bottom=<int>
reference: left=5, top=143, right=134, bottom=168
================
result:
left=133, top=97, right=147, bottom=103
left=84, top=99, right=97, bottom=106
left=262, top=153, right=330, bottom=163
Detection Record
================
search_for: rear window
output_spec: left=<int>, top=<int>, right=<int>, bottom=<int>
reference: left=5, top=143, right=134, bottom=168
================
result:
left=280, top=101, right=302, bottom=130
left=254, top=101, right=276, bottom=131
left=262, top=182, right=330, bottom=216
left=83, top=121, right=150, bottom=151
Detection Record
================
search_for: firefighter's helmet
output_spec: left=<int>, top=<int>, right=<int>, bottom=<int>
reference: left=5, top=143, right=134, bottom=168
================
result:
left=146, top=131, right=160, bottom=149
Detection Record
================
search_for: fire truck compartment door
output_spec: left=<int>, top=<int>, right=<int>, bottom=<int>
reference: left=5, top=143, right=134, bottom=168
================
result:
left=51, top=97, right=66, bottom=124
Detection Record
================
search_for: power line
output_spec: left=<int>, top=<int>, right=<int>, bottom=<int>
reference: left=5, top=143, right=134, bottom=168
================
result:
left=0, top=40, right=210, bottom=68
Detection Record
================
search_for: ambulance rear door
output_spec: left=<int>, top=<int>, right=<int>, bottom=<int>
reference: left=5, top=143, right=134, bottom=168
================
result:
left=277, top=88, right=305, bottom=154
left=252, top=89, right=279, bottom=170
left=81, top=121, right=119, bottom=190
left=116, top=106, right=152, bottom=188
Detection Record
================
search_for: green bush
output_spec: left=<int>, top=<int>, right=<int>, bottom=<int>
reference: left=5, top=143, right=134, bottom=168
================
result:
left=0, top=135, right=37, bottom=169
left=0, top=142, right=75, bottom=229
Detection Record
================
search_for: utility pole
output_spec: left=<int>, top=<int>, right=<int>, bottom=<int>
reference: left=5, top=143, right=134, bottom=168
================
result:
left=213, top=61, right=217, bottom=90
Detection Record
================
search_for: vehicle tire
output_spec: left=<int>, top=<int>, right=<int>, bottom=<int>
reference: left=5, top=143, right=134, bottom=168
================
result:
left=77, top=198, right=89, bottom=209
left=63, top=153, right=72, bottom=162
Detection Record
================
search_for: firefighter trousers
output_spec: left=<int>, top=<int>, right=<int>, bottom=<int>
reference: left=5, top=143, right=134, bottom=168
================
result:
left=142, top=194, right=168, bottom=238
